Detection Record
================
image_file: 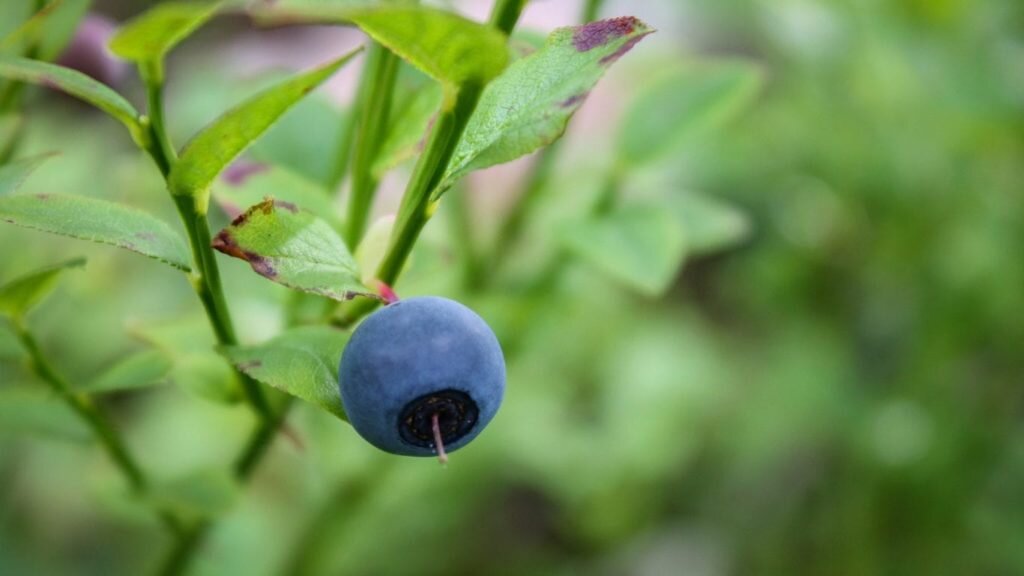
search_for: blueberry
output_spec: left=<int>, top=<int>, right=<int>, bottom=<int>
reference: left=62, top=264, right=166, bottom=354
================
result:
left=339, top=296, right=505, bottom=459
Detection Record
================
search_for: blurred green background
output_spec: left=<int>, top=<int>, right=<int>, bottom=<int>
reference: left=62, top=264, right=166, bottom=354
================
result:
left=2, top=0, right=1023, bottom=575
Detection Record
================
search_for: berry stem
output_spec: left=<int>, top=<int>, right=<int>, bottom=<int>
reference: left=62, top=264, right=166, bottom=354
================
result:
left=431, top=412, right=449, bottom=465
left=378, top=281, right=400, bottom=304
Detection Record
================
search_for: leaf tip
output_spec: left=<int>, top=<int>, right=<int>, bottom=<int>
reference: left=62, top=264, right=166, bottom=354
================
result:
left=572, top=16, right=651, bottom=53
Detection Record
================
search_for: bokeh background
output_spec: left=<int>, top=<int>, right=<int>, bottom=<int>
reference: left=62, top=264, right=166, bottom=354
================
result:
left=2, top=0, right=1024, bottom=574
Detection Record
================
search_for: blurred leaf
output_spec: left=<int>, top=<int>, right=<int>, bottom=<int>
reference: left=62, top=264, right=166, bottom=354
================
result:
left=620, top=60, right=763, bottom=167
left=272, top=5, right=509, bottom=88
left=212, top=198, right=372, bottom=301
left=129, top=315, right=213, bottom=355
left=0, top=386, right=91, bottom=442
left=126, top=317, right=238, bottom=402
left=0, top=114, right=23, bottom=159
left=0, top=152, right=55, bottom=196
left=170, top=352, right=241, bottom=404
left=669, top=191, right=751, bottom=255
left=249, top=95, right=347, bottom=188
left=354, top=215, right=394, bottom=285
left=220, top=325, right=349, bottom=420
left=561, top=204, right=686, bottom=296
left=109, top=1, right=220, bottom=65
left=0, top=55, right=144, bottom=141
left=147, top=469, right=240, bottom=521
left=440, top=17, right=653, bottom=193
left=0, top=193, right=192, bottom=271
left=1, top=0, right=90, bottom=61
left=168, top=49, right=360, bottom=202
left=0, top=257, right=84, bottom=319
left=372, top=82, right=442, bottom=177
left=1, top=0, right=63, bottom=51
left=212, top=163, right=340, bottom=228
left=80, top=349, right=172, bottom=394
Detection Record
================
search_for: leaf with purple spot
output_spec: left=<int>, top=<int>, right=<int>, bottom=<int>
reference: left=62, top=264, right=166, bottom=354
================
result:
left=212, top=198, right=372, bottom=301
left=436, top=16, right=653, bottom=196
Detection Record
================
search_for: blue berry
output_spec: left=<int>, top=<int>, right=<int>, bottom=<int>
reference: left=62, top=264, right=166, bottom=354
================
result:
left=339, top=296, right=505, bottom=458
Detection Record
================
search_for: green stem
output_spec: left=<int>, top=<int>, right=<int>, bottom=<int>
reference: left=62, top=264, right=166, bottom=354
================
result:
left=138, top=69, right=272, bottom=421
left=336, top=0, right=528, bottom=326
left=345, top=43, right=399, bottom=249
left=142, top=62, right=178, bottom=171
left=11, top=318, right=182, bottom=534
left=582, top=0, right=605, bottom=22
left=172, top=195, right=272, bottom=420
left=336, top=83, right=485, bottom=326
left=489, top=0, right=528, bottom=34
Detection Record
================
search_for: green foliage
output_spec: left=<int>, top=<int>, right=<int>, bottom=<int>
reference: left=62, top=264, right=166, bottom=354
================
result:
left=0, top=193, right=192, bottom=270
left=666, top=191, right=750, bottom=256
left=0, top=55, right=145, bottom=143
left=274, top=5, right=510, bottom=89
left=373, top=82, right=442, bottom=177
left=212, top=164, right=341, bottom=229
left=0, top=257, right=84, bottom=319
left=129, top=317, right=242, bottom=403
left=221, top=325, right=349, bottom=419
left=80, top=349, right=172, bottom=394
left=212, top=198, right=370, bottom=301
left=168, top=49, right=360, bottom=203
left=169, top=352, right=240, bottom=404
left=0, top=152, right=54, bottom=196
left=619, top=60, right=763, bottom=168
left=109, top=1, right=221, bottom=67
left=0, top=386, right=91, bottom=442
left=0, top=0, right=90, bottom=61
left=142, top=469, right=240, bottom=522
left=348, top=6, right=509, bottom=88
left=561, top=205, right=686, bottom=296
left=249, top=96, right=347, bottom=188
left=441, top=17, right=653, bottom=192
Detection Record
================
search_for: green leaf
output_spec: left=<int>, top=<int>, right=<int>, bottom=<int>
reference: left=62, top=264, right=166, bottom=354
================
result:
left=0, top=55, right=144, bottom=142
left=669, top=191, right=750, bottom=255
left=220, top=325, right=349, bottom=420
left=212, top=163, right=340, bottom=228
left=0, top=193, right=192, bottom=271
left=440, top=17, right=653, bottom=193
left=0, top=152, right=55, bottom=196
left=267, top=5, right=509, bottom=87
left=80, top=349, right=172, bottom=394
left=0, top=386, right=91, bottom=442
left=619, top=60, right=764, bottom=167
left=168, top=49, right=360, bottom=202
left=170, top=352, right=241, bottom=404
left=249, top=95, right=347, bottom=187
left=1, top=0, right=90, bottom=61
left=0, top=114, right=23, bottom=159
left=561, top=204, right=687, bottom=296
left=109, top=1, right=221, bottom=65
left=351, top=6, right=509, bottom=87
left=212, top=198, right=372, bottom=301
left=146, top=469, right=240, bottom=521
left=124, top=316, right=240, bottom=403
left=372, top=81, right=442, bottom=177
left=0, top=257, right=84, bottom=318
